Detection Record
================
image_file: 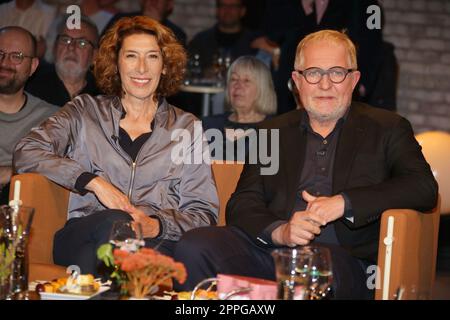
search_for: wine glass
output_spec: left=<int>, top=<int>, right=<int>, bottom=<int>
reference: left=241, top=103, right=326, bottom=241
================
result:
left=271, top=247, right=314, bottom=300
left=109, top=221, right=144, bottom=252
left=305, top=245, right=333, bottom=300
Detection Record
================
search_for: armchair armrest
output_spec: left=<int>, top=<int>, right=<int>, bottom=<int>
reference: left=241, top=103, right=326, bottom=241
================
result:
left=375, top=196, right=441, bottom=300
left=9, top=173, right=69, bottom=265
left=211, top=161, right=244, bottom=226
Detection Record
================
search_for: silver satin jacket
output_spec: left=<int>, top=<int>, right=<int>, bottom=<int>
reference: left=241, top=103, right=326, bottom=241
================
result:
left=14, top=94, right=219, bottom=241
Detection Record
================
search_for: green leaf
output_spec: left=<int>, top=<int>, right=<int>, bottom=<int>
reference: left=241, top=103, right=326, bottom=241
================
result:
left=97, top=243, right=114, bottom=267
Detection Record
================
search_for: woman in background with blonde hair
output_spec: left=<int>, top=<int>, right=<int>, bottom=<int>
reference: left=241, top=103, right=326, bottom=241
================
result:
left=202, top=55, right=277, bottom=161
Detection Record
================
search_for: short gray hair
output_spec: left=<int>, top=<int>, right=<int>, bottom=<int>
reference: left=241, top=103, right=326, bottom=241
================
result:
left=225, top=55, right=277, bottom=115
left=56, top=13, right=99, bottom=47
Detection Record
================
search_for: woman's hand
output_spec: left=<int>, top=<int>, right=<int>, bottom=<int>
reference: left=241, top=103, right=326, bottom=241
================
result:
left=85, top=176, right=132, bottom=211
left=127, top=206, right=160, bottom=238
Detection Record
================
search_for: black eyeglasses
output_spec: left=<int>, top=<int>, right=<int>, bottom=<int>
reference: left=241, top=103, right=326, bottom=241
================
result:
left=295, top=67, right=354, bottom=84
left=56, top=35, right=95, bottom=49
left=0, top=50, right=34, bottom=65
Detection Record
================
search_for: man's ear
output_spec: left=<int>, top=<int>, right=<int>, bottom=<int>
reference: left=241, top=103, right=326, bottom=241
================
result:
left=291, top=71, right=302, bottom=91
left=350, top=70, right=361, bottom=91
left=29, top=57, right=39, bottom=77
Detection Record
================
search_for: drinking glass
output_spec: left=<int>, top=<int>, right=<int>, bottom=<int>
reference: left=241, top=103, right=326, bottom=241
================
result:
left=271, top=247, right=313, bottom=300
left=305, top=245, right=333, bottom=300
left=0, top=205, right=34, bottom=299
left=109, top=221, right=144, bottom=252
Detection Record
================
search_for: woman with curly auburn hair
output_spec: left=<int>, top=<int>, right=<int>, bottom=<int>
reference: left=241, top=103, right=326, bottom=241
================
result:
left=14, top=16, right=219, bottom=276
left=94, top=15, right=186, bottom=98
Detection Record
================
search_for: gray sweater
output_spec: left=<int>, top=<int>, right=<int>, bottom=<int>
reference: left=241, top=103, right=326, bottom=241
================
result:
left=0, top=92, right=58, bottom=166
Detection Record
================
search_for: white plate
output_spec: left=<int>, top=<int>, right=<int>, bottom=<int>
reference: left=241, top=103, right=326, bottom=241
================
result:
left=39, top=285, right=110, bottom=300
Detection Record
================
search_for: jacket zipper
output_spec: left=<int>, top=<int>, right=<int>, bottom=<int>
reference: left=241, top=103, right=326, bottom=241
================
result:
left=128, top=161, right=136, bottom=201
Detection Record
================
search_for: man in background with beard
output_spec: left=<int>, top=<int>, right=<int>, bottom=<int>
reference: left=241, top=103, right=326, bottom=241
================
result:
left=26, top=15, right=99, bottom=107
left=0, top=26, right=58, bottom=204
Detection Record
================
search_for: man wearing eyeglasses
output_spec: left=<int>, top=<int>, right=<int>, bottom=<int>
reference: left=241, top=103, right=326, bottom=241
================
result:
left=26, top=15, right=100, bottom=107
left=173, top=30, right=438, bottom=299
left=0, top=26, right=58, bottom=204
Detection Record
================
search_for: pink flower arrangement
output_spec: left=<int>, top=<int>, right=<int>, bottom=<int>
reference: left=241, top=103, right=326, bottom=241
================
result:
left=113, top=247, right=187, bottom=298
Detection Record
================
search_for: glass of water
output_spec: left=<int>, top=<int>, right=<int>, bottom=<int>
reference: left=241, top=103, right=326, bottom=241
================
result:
left=305, top=245, right=333, bottom=300
left=271, top=247, right=313, bottom=300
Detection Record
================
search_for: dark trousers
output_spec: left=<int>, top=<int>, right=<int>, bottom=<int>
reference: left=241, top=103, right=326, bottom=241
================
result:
left=173, top=226, right=374, bottom=299
left=53, top=210, right=176, bottom=276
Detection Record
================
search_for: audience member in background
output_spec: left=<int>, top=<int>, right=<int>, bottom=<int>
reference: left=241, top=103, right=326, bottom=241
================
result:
left=109, top=0, right=140, bottom=13
left=104, top=0, right=186, bottom=46
left=14, top=16, right=218, bottom=275
left=252, top=0, right=385, bottom=114
left=44, top=1, right=114, bottom=62
left=188, top=0, right=256, bottom=79
left=173, top=30, right=437, bottom=298
left=202, top=56, right=276, bottom=161
left=0, top=0, right=57, bottom=59
left=26, top=15, right=100, bottom=107
left=0, top=26, right=58, bottom=204
left=240, top=0, right=267, bottom=33
left=80, top=0, right=115, bottom=35
left=97, top=0, right=121, bottom=14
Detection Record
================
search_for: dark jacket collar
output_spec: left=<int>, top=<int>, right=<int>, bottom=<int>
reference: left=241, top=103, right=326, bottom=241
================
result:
left=281, top=102, right=367, bottom=200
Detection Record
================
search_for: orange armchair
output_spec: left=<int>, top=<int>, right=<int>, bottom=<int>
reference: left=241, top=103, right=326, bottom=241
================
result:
left=9, top=173, right=67, bottom=281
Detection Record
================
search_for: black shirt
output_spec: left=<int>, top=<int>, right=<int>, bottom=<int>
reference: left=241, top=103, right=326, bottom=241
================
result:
left=261, top=111, right=354, bottom=246
left=203, top=112, right=267, bottom=161
left=26, top=63, right=99, bottom=107
left=291, top=113, right=344, bottom=244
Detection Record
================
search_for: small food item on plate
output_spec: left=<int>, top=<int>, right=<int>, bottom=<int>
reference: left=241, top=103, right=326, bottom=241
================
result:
left=64, top=274, right=99, bottom=294
left=176, top=289, right=218, bottom=300
left=37, top=274, right=100, bottom=295
left=35, top=283, right=45, bottom=293
left=55, top=277, right=67, bottom=287
left=42, top=283, right=52, bottom=293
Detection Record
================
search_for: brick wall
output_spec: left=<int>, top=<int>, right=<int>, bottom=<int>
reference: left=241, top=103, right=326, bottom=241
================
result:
left=175, top=0, right=450, bottom=132
left=382, top=0, right=450, bottom=132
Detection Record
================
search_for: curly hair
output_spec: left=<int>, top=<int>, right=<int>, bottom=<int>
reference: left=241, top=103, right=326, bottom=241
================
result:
left=94, top=16, right=187, bottom=98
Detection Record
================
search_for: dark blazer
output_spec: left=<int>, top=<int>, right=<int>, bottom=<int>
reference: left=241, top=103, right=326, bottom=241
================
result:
left=226, top=102, right=438, bottom=262
left=25, top=63, right=99, bottom=107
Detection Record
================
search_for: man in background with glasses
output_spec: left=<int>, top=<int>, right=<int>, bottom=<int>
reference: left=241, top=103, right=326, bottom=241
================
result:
left=174, top=30, right=437, bottom=299
left=26, top=15, right=100, bottom=107
left=0, top=26, right=58, bottom=205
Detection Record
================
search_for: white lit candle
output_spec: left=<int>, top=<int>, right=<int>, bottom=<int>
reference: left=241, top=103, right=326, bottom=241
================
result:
left=13, top=180, right=21, bottom=202
left=9, top=179, right=22, bottom=208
